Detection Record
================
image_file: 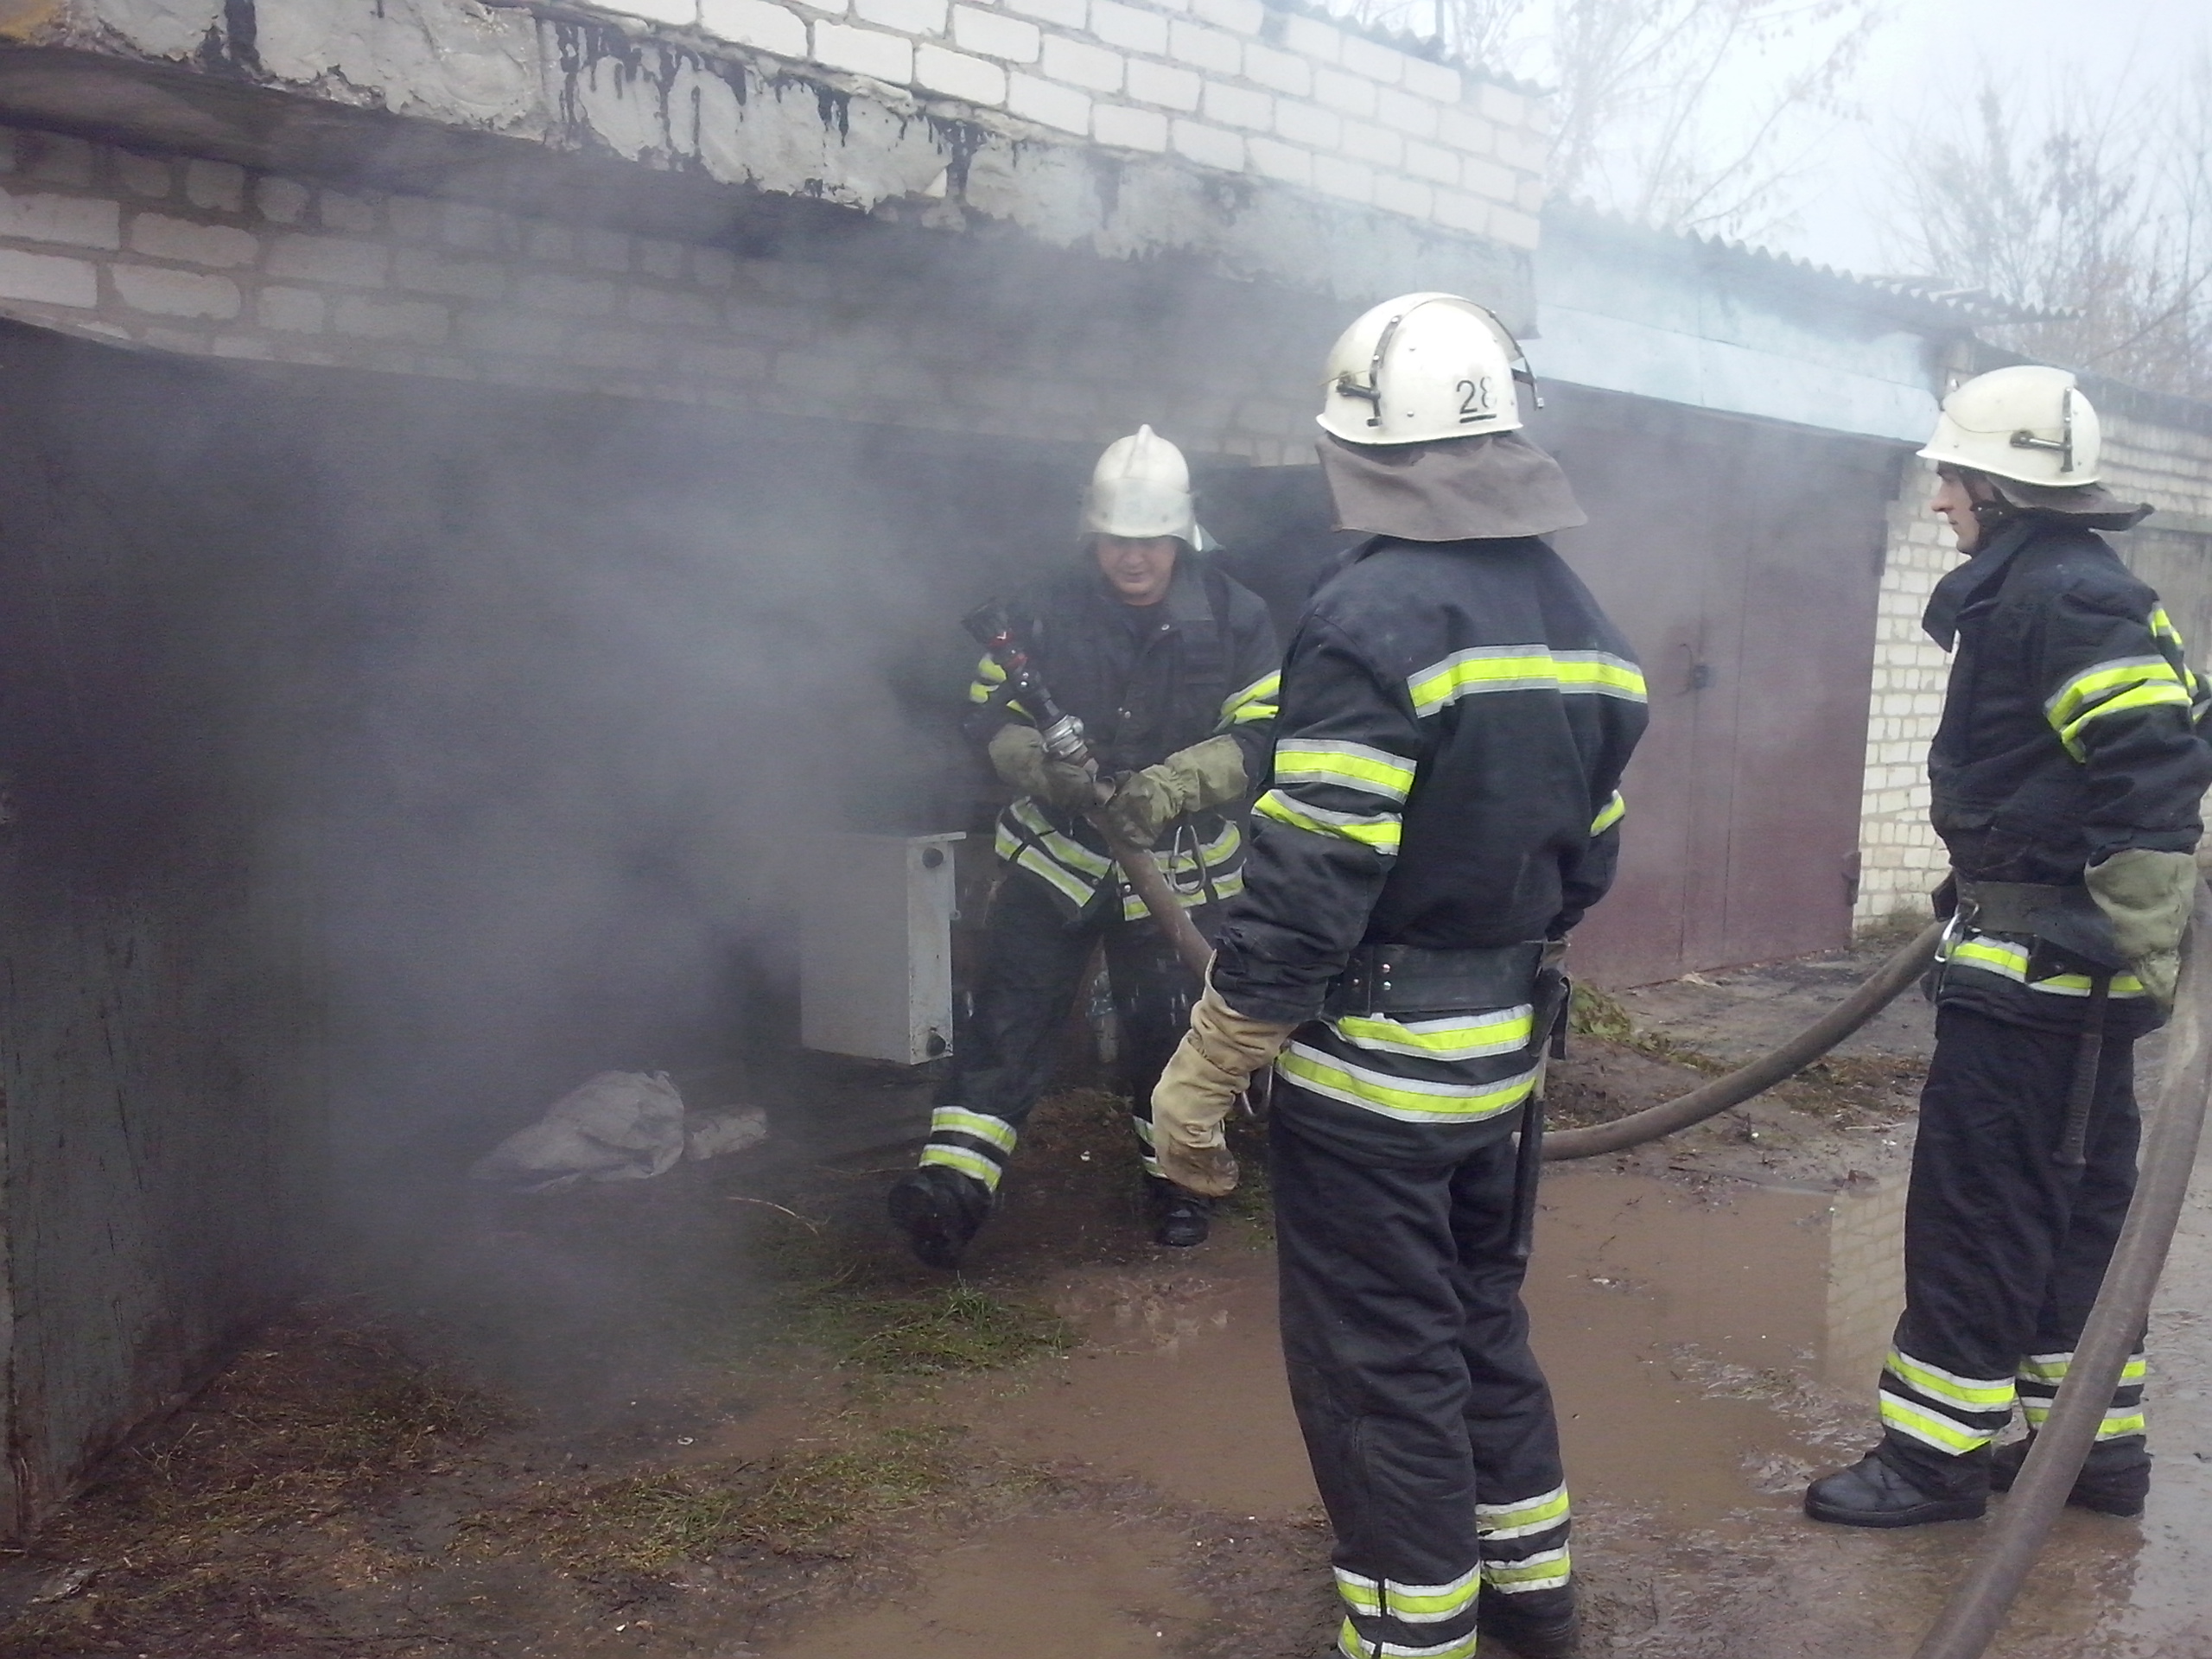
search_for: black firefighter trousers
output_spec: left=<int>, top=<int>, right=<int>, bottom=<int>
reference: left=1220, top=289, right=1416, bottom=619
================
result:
left=1272, top=1103, right=1569, bottom=1659
left=1878, top=1004, right=2149, bottom=1491
left=917, top=864, right=1214, bottom=1205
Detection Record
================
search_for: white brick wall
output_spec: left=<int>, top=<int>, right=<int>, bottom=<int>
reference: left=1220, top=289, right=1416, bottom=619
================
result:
left=584, top=0, right=1548, bottom=246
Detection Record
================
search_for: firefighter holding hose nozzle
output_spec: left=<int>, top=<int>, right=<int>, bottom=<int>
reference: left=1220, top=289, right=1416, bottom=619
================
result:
left=1148, top=294, right=1647, bottom=1659
left=887, top=426, right=1281, bottom=1269
left=1804, top=365, right=2212, bottom=1529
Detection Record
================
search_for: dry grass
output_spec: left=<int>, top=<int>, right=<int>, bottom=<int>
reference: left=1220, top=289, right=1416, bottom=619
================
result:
left=1570, top=984, right=1726, bottom=1073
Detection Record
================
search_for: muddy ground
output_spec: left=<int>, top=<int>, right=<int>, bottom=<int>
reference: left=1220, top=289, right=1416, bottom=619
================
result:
left=3, top=943, right=2208, bottom=1659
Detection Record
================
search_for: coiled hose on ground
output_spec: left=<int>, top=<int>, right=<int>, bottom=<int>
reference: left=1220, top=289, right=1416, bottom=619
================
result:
left=1535, top=899, right=2212, bottom=1659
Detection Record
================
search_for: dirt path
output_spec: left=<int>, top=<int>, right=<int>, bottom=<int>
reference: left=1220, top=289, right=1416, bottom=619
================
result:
left=4, top=944, right=2207, bottom=1659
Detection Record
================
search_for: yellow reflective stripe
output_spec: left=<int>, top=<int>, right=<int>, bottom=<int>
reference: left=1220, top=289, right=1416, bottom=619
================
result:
left=968, top=654, right=1009, bottom=704
left=1484, top=1547, right=1570, bottom=1591
left=2029, top=970, right=2145, bottom=998
left=1273, top=739, right=1417, bottom=803
left=918, top=1144, right=1003, bottom=1191
left=1590, top=790, right=1625, bottom=835
left=1276, top=1046, right=1536, bottom=1124
left=1887, top=1348, right=2015, bottom=1409
left=1222, top=671, right=1281, bottom=724
left=1255, top=789, right=1402, bottom=853
left=1007, top=801, right=1113, bottom=876
left=1334, top=1007, right=1534, bottom=1062
left=1407, top=645, right=1646, bottom=717
left=1879, top=1393, right=1991, bottom=1454
left=1950, top=937, right=2030, bottom=980
left=2097, top=1409, right=2148, bottom=1440
left=2056, top=681, right=2192, bottom=758
left=1478, top=1484, right=1570, bottom=1540
left=930, top=1107, right=1016, bottom=1153
left=1335, top=1621, right=1478, bottom=1659
left=1333, top=1565, right=1481, bottom=1624
left=2046, top=655, right=2181, bottom=728
left=2020, top=1353, right=2148, bottom=1384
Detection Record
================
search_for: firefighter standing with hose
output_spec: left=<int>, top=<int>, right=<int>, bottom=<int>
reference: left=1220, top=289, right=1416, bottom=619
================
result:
left=1148, top=294, right=1647, bottom=1659
left=887, top=426, right=1281, bottom=1268
left=1804, top=365, right=2212, bottom=1529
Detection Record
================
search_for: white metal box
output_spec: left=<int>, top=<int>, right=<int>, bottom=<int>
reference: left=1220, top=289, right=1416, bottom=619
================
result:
left=800, top=832, right=964, bottom=1065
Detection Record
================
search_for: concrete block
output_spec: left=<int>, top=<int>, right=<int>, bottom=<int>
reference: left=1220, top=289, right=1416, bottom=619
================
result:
left=1432, top=189, right=1488, bottom=235
left=695, top=247, right=739, bottom=287
left=1202, top=80, right=1272, bottom=130
left=1042, top=35, right=1124, bottom=91
left=258, top=285, right=327, bottom=332
left=458, top=310, right=570, bottom=358
left=0, top=247, right=96, bottom=307
left=112, top=264, right=241, bottom=319
left=1516, top=173, right=1543, bottom=212
left=1311, top=154, right=1372, bottom=205
left=1495, top=124, right=1548, bottom=173
left=916, top=43, right=1007, bottom=103
left=1376, top=86, right=1438, bottom=137
left=1244, top=135, right=1311, bottom=186
left=1090, top=0, right=1167, bottom=54
left=0, top=188, right=121, bottom=250
left=255, top=176, right=312, bottom=226
left=1240, top=41, right=1311, bottom=95
left=1338, top=119, right=1401, bottom=168
left=129, top=213, right=260, bottom=269
left=1094, top=103, right=1171, bottom=151
left=1127, top=58, right=1201, bottom=108
left=333, top=294, right=451, bottom=344
left=578, top=226, right=633, bottom=272
left=632, top=237, right=685, bottom=281
left=527, top=222, right=577, bottom=264
left=702, top=0, right=810, bottom=54
left=385, top=196, right=440, bottom=241
left=1170, top=118, right=1244, bottom=171
left=185, top=159, right=247, bottom=213
left=1488, top=202, right=1538, bottom=247
left=211, top=334, right=276, bottom=359
left=1461, top=155, right=1514, bottom=200
left=1373, top=172, right=1432, bottom=220
left=1007, top=72, right=1094, bottom=132
left=600, top=0, right=699, bottom=22
left=569, top=327, right=666, bottom=371
left=1274, top=99, right=1341, bottom=149
left=19, top=134, right=92, bottom=188
left=1004, top=0, right=1085, bottom=27
left=1338, top=33, right=1402, bottom=84
left=952, top=5, right=1040, bottom=60
left=1439, top=105, right=1497, bottom=156
left=814, top=22, right=916, bottom=80
left=1166, top=18, right=1239, bottom=73
left=320, top=189, right=380, bottom=233
left=1402, top=137, right=1458, bottom=183
left=1475, top=80, right=1526, bottom=128
left=1281, top=13, right=1340, bottom=61
left=117, top=151, right=172, bottom=199
left=395, top=246, right=511, bottom=301
left=1402, top=55, right=1459, bottom=102
left=519, top=270, right=620, bottom=315
left=692, top=343, right=772, bottom=379
left=856, top=0, right=946, bottom=32
left=1191, top=0, right=1260, bottom=30
left=266, top=233, right=389, bottom=286
left=1313, top=67, right=1376, bottom=118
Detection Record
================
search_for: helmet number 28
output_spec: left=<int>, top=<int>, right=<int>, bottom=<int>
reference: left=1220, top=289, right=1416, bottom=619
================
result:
left=1457, top=377, right=1497, bottom=423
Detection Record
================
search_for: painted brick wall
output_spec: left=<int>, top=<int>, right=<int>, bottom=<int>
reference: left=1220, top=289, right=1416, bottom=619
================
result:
left=0, top=122, right=1359, bottom=463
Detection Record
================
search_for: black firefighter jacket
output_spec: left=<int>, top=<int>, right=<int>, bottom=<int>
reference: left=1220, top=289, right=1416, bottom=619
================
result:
left=1924, top=515, right=2212, bottom=1034
left=966, top=556, right=1281, bottom=922
left=1209, top=534, right=1649, bottom=1165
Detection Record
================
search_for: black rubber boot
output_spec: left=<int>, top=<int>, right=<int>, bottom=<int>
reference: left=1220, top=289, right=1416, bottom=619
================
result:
left=1476, top=1584, right=1580, bottom=1658
left=887, top=1166, right=989, bottom=1271
left=1990, top=1436, right=2151, bottom=1517
left=1804, top=1449, right=1987, bottom=1529
left=1149, top=1178, right=1212, bottom=1248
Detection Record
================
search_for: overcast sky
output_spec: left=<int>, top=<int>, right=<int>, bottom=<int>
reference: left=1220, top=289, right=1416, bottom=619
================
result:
left=1777, top=0, right=2211, bottom=274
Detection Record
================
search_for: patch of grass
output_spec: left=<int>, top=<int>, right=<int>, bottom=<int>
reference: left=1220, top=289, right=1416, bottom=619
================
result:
left=476, top=1426, right=963, bottom=1574
left=1569, top=985, right=1726, bottom=1073
left=842, top=1285, right=1074, bottom=1375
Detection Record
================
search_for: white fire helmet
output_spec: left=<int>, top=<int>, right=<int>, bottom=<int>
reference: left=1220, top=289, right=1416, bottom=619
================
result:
left=1081, top=425, right=1197, bottom=543
left=1317, top=292, right=1535, bottom=446
left=1918, top=364, right=2104, bottom=486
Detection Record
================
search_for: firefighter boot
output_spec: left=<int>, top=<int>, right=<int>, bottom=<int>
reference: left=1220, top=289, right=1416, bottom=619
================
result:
left=887, top=1166, right=990, bottom=1271
left=1804, top=1446, right=1988, bottom=1529
left=1148, top=1177, right=1212, bottom=1248
left=1990, top=1436, right=2151, bottom=1517
left=1477, top=1584, right=1580, bottom=1658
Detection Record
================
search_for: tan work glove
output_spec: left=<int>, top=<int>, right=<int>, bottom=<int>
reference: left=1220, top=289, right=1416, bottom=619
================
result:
left=1150, top=982, right=1299, bottom=1196
left=1101, top=734, right=1249, bottom=847
left=988, top=723, right=1098, bottom=815
left=2087, top=848, right=2200, bottom=1010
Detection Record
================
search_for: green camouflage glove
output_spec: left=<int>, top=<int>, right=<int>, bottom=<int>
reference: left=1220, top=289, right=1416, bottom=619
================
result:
left=1101, top=734, right=1249, bottom=847
left=988, top=723, right=1097, bottom=815
left=2087, top=848, right=2199, bottom=1010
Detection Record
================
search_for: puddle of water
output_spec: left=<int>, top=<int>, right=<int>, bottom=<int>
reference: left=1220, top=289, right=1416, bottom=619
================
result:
left=771, top=1511, right=1206, bottom=1659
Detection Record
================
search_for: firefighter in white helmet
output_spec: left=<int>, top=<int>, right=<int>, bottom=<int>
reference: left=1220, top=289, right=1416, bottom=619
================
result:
left=887, top=426, right=1281, bottom=1268
left=1149, top=294, right=1648, bottom=1659
left=1804, top=365, right=2212, bottom=1528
